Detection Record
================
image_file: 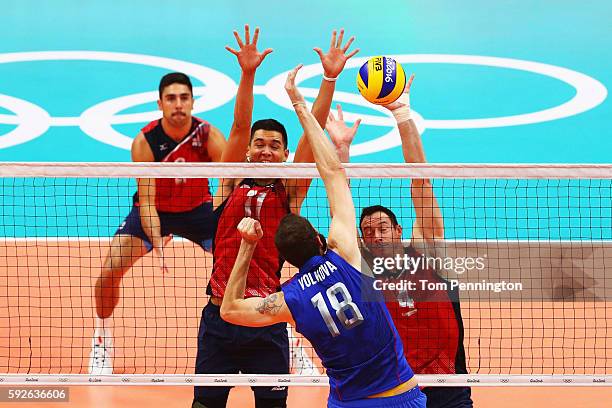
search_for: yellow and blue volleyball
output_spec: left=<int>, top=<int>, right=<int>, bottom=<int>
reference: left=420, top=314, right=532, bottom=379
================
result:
left=356, top=56, right=406, bottom=105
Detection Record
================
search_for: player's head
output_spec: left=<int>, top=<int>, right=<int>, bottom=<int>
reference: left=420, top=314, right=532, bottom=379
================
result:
left=157, top=72, right=194, bottom=128
left=359, top=205, right=403, bottom=258
left=247, top=119, right=289, bottom=163
left=275, top=213, right=326, bottom=268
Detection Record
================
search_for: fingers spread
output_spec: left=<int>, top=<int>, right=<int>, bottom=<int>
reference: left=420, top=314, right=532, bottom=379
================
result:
left=346, top=48, right=360, bottom=59
left=327, top=110, right=336, bottom=123
left=329, top=30, right=337, bottom=50
left=244, top=24, right=250, bottom=44
left=233, top=30, right=244, bottom=48
left=252, top=26, right=260, bottom=45
left=342, top=36, right=355, bottom=53
left=225, top=46, right=239, bottom=56
left=336, top=28, right=345, bottom=48
left=407, top=73, right=415, bottom=91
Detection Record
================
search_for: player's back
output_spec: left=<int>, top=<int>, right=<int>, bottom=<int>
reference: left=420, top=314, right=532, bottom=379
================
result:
left=282, top=250, right=414, bottom=402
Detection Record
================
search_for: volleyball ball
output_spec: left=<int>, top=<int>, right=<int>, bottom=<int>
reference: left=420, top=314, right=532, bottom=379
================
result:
left=356, top=56, right=406, bottom=105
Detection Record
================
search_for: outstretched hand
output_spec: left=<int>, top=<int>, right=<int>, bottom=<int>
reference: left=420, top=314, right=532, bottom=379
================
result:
left=326, top=104, right=361, bottom=151
left=238, top=217, right=264, bottom=244
left=382, top=73, right=415, bottom=111
left=226, top=24, right=273, bottom=74
left=314, top=28, right=360, bottom=79
left=284, top=64, right=306, bottom=106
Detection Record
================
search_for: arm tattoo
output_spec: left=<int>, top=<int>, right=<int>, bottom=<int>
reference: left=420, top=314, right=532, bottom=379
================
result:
left=255, top=293, right=282, bottom=316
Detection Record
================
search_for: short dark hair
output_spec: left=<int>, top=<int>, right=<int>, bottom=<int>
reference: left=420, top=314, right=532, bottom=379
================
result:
left=159, top=72, right=193, bottom=98
left=275, top=213, right=321, bottom=268
left=359, top=205, right=399, bottom=232
left=251, top=119, right=288, bottom=149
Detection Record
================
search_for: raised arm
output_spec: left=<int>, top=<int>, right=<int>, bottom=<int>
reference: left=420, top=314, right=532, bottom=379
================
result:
left=383, top=75, right=444, bottom=242
left=214, top=25, right=273, bottom=207
left=288, top=29, right=359, bottom=212
left=285, top=66, right=361, bottom=269
left=220, top=217, right=294, bottom=327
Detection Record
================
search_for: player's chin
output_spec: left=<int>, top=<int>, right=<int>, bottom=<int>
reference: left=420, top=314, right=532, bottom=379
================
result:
left=170, top=113, right=189, bottom=124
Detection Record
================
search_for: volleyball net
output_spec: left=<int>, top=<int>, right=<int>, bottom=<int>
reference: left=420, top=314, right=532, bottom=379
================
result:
left=1, top=162, right=611, bottom=386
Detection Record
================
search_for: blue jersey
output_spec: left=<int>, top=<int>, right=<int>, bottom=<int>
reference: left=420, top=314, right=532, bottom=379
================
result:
left=282, top=250, right=414, bottom=402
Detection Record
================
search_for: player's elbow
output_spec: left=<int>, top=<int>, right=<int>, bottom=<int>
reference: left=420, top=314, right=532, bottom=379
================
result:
left=219, top=303, right=233, bottom=322
left=220, top=302, right=241, bottom=324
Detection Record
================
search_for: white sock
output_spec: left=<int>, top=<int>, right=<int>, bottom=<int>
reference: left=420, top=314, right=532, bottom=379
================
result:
left=94, top=318, right=113, bottom=341
left=287, top=325, right=299, bottom=346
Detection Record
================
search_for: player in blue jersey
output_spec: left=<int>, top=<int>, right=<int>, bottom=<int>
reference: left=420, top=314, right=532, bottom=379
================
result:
left=220, top=65, right=426, bottom=408
left=326, top=79, right=474, bottom=408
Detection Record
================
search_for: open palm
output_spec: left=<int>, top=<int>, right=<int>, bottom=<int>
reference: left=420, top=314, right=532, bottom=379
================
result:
left=314, top=29, right=359, bottom=79
left=326, top=104, right=361, bottom=149
left=226, top=24, right=273, bottom=73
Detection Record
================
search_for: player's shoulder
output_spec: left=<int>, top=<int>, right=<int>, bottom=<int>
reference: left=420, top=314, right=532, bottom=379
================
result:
left=194, top=117, right=224, bottom=140
left=141, top=119, right=161, bottom=134
left=131, top=131, right=154, bottom=162
left=192, top=116, right=208, bottom=125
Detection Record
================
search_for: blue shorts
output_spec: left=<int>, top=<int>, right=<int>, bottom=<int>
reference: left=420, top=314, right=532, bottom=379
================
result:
left=328, top=386, right=426, bottom=408
left=423, top=386, right=473, bottom=408
left=194, top=302, right=289, bottom=402
left=115, top=201, right=215, bottom=251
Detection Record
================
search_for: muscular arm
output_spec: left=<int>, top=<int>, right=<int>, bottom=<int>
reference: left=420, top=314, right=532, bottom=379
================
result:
left=213, top=69, right=255, bottom=208
left=221, top=69, right=255, bottom=163
left=382, top=76, right=444, bottom=243
left=206, top=125, right=228, bottom=163
left=286, top=67, right=360, bottom=269
left=398, top=114, right=444, bottom=242
left=220, top=238, right=294, bottom=327
left=213, top=25, right=273, bottom=209
left=288, top=79, right=336, bottom=214
left=131, top=133, right=163, bottom=250
left=288, top=29, right=359, bottom=213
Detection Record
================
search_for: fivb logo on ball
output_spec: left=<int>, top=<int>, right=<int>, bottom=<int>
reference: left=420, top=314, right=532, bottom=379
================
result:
left=357, top=56, right=406, bottom=105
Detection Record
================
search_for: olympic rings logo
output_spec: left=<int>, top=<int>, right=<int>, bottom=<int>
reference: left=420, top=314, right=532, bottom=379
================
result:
left=0, top=51, right=607, bottom=156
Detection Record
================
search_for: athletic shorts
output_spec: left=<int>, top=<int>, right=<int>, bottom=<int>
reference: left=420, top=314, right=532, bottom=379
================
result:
left=115, top=201, right=215, bottom=251
left=328, top=385, right=426, bottom=408
left=194, top=302, right=289, bottom=401
left=423, top=386, right=473, bottom=408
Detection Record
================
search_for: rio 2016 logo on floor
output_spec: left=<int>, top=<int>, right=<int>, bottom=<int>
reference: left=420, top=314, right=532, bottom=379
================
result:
left=0, top=51, right=607, bottom=157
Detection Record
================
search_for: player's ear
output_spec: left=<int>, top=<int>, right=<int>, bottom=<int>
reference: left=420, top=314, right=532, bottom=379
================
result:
left=157, top=99, right=162, bottom=110
left=246, top=144, right=252, bottom=162
left=317, top=233, right=327, bottom=254
left=283, top=149, right=290, bottom=162
left=395, top=224, right=403, bottom=237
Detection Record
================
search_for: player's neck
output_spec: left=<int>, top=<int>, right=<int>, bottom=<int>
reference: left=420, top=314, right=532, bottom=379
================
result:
left=161, top=118, right=192, bottom=142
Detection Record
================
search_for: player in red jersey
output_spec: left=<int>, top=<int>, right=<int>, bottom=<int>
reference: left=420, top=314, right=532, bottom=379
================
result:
left=89, top=72, right=244, bottom=375
left=326, top=78, right=474, bottom=407
left=192, top=26, right=358, bottom=408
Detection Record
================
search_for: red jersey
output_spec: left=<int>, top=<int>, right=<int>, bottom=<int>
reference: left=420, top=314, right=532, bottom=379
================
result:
left=208, top=179, right=290, bottom=298
left=137, top=117, right=213, bottom=213
left=384, top=246, right=467, bottom=375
